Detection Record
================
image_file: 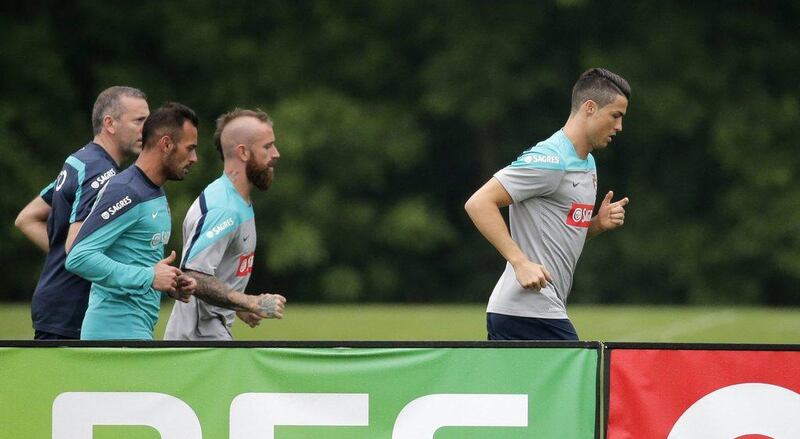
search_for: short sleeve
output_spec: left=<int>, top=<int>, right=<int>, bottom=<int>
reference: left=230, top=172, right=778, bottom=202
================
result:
left=495, top=146, right=564, bottom=203
left=39, top=180, right=55, bottom=205
left=181, top=207, right=239, bottom=275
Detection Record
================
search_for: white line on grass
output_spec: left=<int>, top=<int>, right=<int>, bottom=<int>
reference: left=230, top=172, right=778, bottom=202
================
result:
left=621, top=310, right=739, bottom=342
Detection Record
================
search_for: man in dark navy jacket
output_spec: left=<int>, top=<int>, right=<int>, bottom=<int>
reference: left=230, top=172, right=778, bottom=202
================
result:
left=15, top=86, right=149, bottom=339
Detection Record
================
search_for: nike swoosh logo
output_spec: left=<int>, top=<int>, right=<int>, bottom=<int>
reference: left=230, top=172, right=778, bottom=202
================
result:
left=151, top=212, right=158, bottom=219
left=572, top=181, right=580, bottom=187
left=243, top=236, right=250, bottom=242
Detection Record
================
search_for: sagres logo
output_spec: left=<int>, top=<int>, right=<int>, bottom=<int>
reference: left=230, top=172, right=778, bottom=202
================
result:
left=100, top=196, right=132, bottom=220
left=91, top=168, right=117, bottom=189
left=523, top=154, right=559, bottom=165
left=205, top=218, right=234, bottom=239
left=566, top=203, right=593, bottom=227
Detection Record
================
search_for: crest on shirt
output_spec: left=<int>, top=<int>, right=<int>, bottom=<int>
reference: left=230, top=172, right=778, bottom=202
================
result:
left=150, top=231, right=171, bottom=247
left=236, top=253, right=255, bottom=277
left=55, top=170, right=68, bottom=191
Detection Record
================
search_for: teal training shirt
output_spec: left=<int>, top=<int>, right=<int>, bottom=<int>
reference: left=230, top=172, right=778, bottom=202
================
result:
left=66, top=165, right=172, bottom=340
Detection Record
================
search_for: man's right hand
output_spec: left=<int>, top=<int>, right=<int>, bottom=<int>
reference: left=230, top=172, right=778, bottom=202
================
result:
left=152, top=250, right=183, bottom=294
left=247, top=293, right=286, bottom=319
left=512, top=260, right=553, bottom=290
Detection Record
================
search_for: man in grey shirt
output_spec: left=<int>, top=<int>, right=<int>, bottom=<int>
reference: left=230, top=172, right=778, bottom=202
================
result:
left=165, top=108, right=285, bottom=340
left=465, top=68, right=631, bottom=340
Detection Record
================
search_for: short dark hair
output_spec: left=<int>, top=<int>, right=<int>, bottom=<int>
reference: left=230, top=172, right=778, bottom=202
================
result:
left=91, top=86, right=147, bottom=135
left=570, top=68, right=631, bottom=113
left=213, top=108, right=273, bottom=161
left=141, top=102, right=199, bottom=149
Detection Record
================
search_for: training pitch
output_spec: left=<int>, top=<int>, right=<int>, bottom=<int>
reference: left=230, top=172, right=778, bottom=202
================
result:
left=0, top=303, right=798, bottom=343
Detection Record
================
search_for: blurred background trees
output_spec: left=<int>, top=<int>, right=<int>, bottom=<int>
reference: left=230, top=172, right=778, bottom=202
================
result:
left=1, top=0, right=798, bottom=304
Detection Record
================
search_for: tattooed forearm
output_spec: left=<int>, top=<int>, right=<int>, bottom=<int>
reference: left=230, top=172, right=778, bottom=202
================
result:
left=184, top=270, right=250, bottom=311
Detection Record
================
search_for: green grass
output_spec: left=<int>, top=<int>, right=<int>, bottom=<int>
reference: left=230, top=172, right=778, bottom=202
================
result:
left=1, top=302, right=799, bottom=343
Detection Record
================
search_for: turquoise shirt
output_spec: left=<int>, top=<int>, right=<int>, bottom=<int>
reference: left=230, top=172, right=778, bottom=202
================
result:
left=66, top=165, right=172, bottom=340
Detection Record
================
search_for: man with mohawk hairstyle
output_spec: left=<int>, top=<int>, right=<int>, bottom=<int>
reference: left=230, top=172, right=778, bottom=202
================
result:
left=165, top=108, right=286, bottom=340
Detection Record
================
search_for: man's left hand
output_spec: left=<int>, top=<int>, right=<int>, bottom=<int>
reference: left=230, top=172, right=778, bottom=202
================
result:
left=594, top=190, right=629, bottom=232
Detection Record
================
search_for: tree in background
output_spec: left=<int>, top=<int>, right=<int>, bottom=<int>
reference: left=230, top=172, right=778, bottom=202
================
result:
left=1, top=0, right=799, bottom=305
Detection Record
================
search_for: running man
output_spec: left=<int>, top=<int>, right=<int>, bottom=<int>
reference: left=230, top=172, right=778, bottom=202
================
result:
left=165, top=108, right=285, bottom=340
left=465, top=68, right=631, bottom=340
left=66, top=102, right=199, bottom=340
left=15, top=86, right=149, bottom=339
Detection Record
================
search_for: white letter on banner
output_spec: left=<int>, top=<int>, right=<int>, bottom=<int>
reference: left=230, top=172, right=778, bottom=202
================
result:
left=668, top=383, right=800, bottom=438
left=392, top=394, right=528, bottom=439
left=52, top=392, right=201, bottom=439
left=229, top=393, right=369, bottom=438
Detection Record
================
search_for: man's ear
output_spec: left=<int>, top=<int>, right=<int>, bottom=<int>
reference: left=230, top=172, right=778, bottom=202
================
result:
left=236, top=143, right=249, bottom=161
left=103, top=115, right=115, bottom=134
left=159, top=135, right=172, bottom=152
left=584, top=99, right=597, bottom=115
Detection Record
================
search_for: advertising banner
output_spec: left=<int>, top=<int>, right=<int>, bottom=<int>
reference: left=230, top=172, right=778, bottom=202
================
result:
left=606, top=346, right=800, bottom=438
left=0, top=343, right=599, bottom=439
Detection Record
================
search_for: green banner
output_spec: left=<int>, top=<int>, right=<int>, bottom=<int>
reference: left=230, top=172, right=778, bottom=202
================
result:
left=0, top=345, right=598, bottom=438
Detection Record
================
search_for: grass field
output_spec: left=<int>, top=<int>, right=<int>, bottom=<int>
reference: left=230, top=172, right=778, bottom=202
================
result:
left=1, top=302, right=799, bottom=343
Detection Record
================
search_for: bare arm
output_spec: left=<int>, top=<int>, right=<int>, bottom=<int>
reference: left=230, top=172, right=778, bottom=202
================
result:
left=15, top=196, right=51, bottom=252
left=184, top=270, right=285, bottom=318
left=64, top=221, right=83, bottom=253
left=464, top=177, right=552, bottom=290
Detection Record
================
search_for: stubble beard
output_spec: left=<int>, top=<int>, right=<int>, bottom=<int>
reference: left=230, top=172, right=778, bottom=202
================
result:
left=164, top=149, right=189, bottom=181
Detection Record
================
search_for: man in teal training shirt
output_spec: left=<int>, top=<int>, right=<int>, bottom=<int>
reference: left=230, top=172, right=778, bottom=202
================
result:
left=66, top=102, right=200, bottom=340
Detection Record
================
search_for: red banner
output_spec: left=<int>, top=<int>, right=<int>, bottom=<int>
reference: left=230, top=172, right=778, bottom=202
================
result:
left=607, top=349, right=800, bottom=438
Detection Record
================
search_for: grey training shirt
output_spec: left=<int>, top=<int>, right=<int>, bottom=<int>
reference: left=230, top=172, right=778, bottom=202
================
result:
left=487, top=130, right=597, bottom=319
left=164, top=174, right=257, bottom=340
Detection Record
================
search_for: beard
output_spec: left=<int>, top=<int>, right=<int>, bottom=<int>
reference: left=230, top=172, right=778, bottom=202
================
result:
left=246, top=156, right=274, bottom=191
left=164, top=148, right=190, bottom=181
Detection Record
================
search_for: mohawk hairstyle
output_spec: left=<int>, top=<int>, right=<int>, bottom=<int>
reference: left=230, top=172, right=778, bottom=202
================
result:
left=213, top=108, right=273, bottom=161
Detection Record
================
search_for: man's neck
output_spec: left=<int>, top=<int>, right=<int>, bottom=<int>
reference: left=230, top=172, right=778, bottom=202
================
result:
left=562, top=116, right=592, bottom=160
left=93, top=134, right=125, bottom=166
left=134, top=152, right=166, bottom=187
left=224, top=165, right=252, bottom=203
